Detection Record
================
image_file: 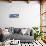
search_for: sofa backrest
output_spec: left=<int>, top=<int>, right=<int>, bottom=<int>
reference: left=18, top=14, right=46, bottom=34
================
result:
left=8, top=27, right=33, bottom=36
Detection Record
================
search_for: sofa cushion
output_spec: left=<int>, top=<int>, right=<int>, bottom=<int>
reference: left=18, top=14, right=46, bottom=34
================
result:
left=8, top=27, right=14, bottom=34
left=14, top=28, right=21, bottom=33
left=21, top=28, right=27, bottom=35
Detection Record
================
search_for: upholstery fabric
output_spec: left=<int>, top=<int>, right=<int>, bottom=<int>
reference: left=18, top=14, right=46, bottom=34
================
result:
left=14, top=28, right=21, bottom=33
left=8, top=33, right=34, bottom=43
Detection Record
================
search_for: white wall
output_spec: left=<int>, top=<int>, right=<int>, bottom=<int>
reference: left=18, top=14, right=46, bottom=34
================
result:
left=0, top=1, right=40, bottom=28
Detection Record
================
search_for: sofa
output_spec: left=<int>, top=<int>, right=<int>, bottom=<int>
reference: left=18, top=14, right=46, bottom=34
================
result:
left=3, top=27, right=34, bottom=43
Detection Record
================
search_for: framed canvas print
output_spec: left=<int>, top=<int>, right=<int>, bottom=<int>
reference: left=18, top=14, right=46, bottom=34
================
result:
left=9, top=14, right=19, bottom=18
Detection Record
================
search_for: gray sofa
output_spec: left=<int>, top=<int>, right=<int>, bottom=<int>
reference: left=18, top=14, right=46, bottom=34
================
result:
left=4, top=27, right=34, bottom=43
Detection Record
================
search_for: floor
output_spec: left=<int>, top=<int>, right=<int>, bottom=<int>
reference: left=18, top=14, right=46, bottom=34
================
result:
left=18, top=40, right=46, bottom=46
left=0, top=40, right=46, bottom=46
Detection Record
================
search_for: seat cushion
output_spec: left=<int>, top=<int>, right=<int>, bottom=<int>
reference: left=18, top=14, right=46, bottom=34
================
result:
left=8, top=33, right=34, bottom=43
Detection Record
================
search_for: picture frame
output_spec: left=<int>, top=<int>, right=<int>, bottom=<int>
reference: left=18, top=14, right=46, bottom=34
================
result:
left=9, top=14, right=19, bottom=18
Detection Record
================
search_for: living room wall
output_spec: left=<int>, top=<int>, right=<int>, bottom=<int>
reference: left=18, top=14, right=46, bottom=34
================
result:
left=0, top=1, right=40, bottom=28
